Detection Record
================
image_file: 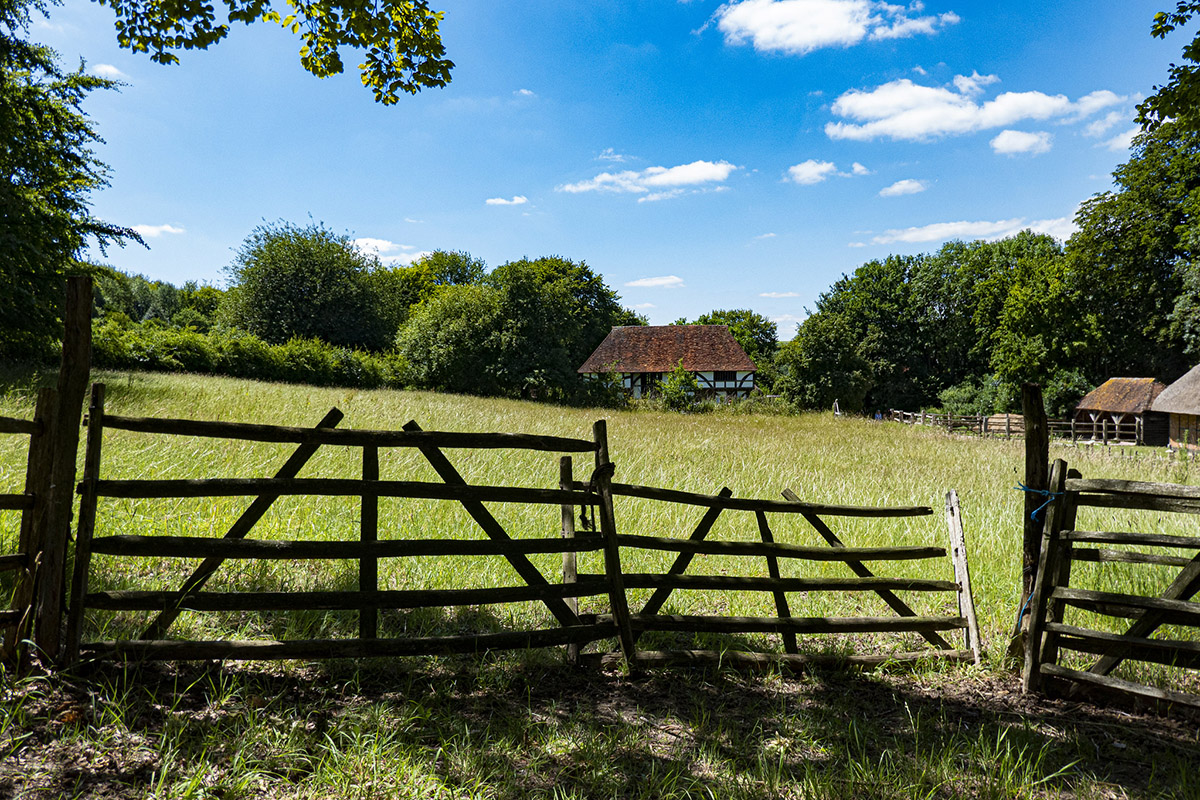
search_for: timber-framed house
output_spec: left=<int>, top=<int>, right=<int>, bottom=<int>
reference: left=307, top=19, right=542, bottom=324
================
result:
left=577, top=325, right=756, bottom=399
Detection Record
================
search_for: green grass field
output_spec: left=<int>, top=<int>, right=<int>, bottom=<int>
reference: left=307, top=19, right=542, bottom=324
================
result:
left=2, top=370, right=1199, bottom=799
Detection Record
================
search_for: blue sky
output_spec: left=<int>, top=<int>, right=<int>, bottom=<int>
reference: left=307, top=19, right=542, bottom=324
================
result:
left=34, top=0, right=1190, bottom=332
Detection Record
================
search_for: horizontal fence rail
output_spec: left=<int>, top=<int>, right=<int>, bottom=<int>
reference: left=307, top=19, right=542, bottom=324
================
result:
left=67, top=384, right=620, bottom=664
left=1024, top=459, right=1200, bottom=712
left=68, top=381, right=980, bottom=675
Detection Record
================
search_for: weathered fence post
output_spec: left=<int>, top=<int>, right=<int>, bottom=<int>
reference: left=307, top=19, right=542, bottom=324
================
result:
left=34, top=276, right=92, bottom=662
left=360, top=445, right=379, bottom=639
left=64, top=382, right=105, bottom=664
left=1012, top=383, right=1049, bottom=656
left=945, top=490, right=981, bottom=665
left=560, top=456, right=580, bottom=664
left=6, top=388, right=56, bottom=669
left=592, top=420, right=635, bottom=669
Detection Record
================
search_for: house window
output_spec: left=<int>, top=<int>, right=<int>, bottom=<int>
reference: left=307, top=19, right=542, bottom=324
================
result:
left=714, top=370, right=736, bottom=382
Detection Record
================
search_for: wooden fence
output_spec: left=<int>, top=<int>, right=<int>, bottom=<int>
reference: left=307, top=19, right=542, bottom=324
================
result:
left=564, top=479, right=980, bottom=670
left=891, top=411, right=1146, bottom=445
left=0, top=389, right=56, bottom=664
left=66, top=382, right=979, bottom=671
left=67, top=383, right=621, bottom=663
left=1023, top=459, right=1200, bottom=711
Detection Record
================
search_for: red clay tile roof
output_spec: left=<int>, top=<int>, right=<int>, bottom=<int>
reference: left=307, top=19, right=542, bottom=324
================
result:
left=1075, top=377, right=1167, bottom=415
left=577, top=326, right=756, bottom=374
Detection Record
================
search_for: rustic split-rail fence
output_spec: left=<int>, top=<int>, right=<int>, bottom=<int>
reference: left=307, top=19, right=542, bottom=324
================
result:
left=33, top=381, right=978, bottom=671
left=4, top=277, right=1199, bottom=716
left=890, top=410, right=1148, bottom=445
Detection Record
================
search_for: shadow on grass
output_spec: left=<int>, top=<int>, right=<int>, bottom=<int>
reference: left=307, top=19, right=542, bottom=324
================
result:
left=4, top=651, right=1199, bottom=800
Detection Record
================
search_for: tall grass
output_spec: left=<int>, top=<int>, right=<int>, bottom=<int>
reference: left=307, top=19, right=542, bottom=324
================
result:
left=2, top=369, right=1198, bottom=660
left=3, top=370, right=1199, bottom=799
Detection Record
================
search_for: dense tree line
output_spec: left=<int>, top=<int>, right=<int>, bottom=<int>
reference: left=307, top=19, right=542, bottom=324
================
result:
left=778, top=122, right=1200, bottom=416
left=84, top=220, right=645, bottom=404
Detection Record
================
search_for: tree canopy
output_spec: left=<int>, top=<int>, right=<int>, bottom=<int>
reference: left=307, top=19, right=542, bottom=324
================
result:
left=1, top=0, right=138, bottom=358
left=94, top=0, right=452, bottom=103
left=220, top=220, right=398, bottom=350
left=1137, top=2, right=1200, bottom=132
left=397, top=255, right=640, bottom=402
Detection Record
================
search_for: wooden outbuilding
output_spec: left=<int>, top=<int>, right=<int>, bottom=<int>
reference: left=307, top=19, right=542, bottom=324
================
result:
left=1073, top=377, right=1167, bottom=445
left=577, top=325, right=756, bottom=399
left=1150, top=365, right=1200, bottom=450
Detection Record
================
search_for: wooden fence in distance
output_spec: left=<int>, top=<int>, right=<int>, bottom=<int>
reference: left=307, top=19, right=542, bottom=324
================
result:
left=890, top=411, right=1146, bottom=445
left=1024, top=459, right=1200, bottom=711
left=68, top=381, right=979, bottom=672
left=0, top=389, right=56, bottom=664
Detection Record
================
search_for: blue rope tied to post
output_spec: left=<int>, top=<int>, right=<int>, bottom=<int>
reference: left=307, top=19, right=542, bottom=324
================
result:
left=1014, top=482, right=1062, bottom=523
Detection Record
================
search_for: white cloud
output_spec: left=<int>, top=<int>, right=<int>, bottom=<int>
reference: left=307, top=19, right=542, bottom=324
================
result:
left=353, top=238, right=429, bottom=264
left=754, top=232, right=778, bottom=240
left=514, top=88, right=536, bottom=97
left=1084, top=111, right=1124, bottom=137
left=92, top=64, right=128, bottom=79
left=990, top=129, right=1052, bottom=155
left=713, top=0, right=958, bottom=56
left=952, top=71, right=999, bottom=96
left=633, top=303, right=656, bottom=309
left=787, top=159, right=838, bottom=185
left=625, top=275, right=685, bottom=288
left=558, top=160, right=738, bottom=199
left=760, top=291, right=801, bottom=297
left=825, top=76, right=1125, bottom=142
left=352, top=237, right=408, bottom=255
left=598, top=148, right=630, bottom=162
left=1103, top=126, right=1139, bottom=152
left=485, top=195, right=529, bottom=205
left=851, top=161, right=871, bottom=175
left=878, top=178, right=926, bottom=197
left=132, top=224, right=185, bottom=238
left=865, top=212, right=1078, bottom=245
left=404, top=217, right=425, bottom=224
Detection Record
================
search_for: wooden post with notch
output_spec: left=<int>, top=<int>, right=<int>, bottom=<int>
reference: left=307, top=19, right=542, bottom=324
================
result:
left=35, top=277, right=92, bottom=662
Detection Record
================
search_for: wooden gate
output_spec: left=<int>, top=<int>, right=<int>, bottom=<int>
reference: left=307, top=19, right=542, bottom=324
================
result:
left=1024, top=459, right=1200, bottom=710
left=66, top=383, right=621, bottom=663
left=563, top=474, right=981, bottom=670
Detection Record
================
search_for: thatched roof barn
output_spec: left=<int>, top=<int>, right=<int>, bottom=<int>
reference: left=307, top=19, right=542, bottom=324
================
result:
left=1073, top=377, right=1168, bottom=445
left=1151, top=365, right=1200, bottom=450
left=578, top=325, right=756, bottom=399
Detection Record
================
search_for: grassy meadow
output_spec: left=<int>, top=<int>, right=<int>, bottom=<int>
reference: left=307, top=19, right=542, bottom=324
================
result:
left=2, top=369, right=1200, bottom=798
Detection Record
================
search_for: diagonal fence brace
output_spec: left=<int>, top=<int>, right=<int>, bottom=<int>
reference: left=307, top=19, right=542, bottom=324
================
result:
left=782, top=488, right=953, bottom=650
left=403, top=420, right=581, bottom=628
left=139, top=408, right=345, bottom=640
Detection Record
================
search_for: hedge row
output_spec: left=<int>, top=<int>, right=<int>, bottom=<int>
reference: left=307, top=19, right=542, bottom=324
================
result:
left=91, top=318, right=406, bottom=389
